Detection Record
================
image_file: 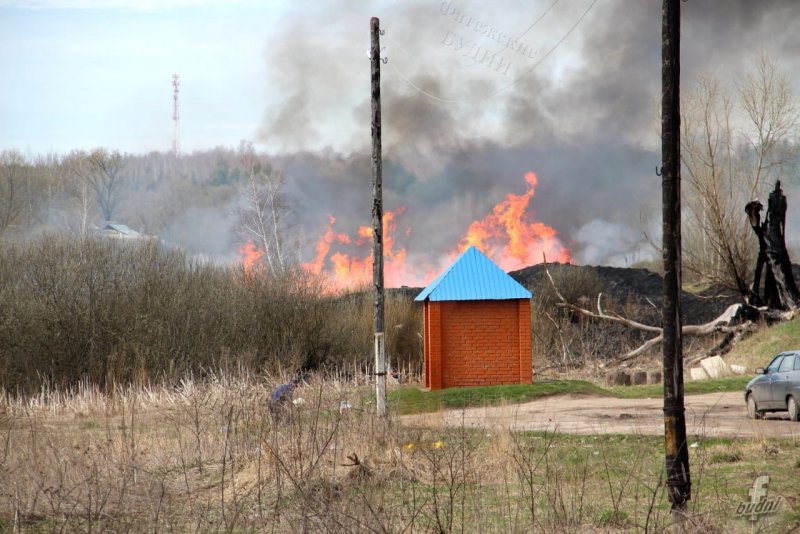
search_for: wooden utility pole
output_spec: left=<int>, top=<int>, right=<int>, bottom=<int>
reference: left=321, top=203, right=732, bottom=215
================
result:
left=370, top=16, right=387, bottom=417
left=661, top=0, right=691, bottom=523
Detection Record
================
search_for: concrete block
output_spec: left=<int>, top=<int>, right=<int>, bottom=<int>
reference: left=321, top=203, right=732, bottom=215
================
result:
left=699, top=355, right=730, bottom=379
left=632, top=371, right=648, bottom=385
left=690, top=366, right=709, bottom=381
left=647, top=370, right=662, bottom=384
left=730, top=364, right=747, bottom=375
left=606, top=370, right=631, bottom=387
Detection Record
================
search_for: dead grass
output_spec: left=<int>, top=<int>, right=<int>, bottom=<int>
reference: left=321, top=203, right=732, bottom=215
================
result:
left=1, top=373, right=798, bottom=532
left=725, top=316, right=800, bottom=372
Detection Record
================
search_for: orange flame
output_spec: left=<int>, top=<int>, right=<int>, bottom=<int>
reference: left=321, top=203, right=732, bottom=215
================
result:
left=302, top=170, right=570, bottom=290
left=302, top=216, right=351, bottom=275
left=455, top=171, right=571, bottom=270
left=238, top=240, right=265, bottom=276
left=302, top=209, right=411, bottom=292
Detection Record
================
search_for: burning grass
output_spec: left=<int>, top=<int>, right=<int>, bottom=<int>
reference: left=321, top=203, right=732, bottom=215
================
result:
left=300, top=171, right=572, bottom=291
left=1, top=373, right=798, bottom=532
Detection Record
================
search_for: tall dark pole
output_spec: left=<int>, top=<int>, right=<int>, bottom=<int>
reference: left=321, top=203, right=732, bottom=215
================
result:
left=371, top=16, right=387, bottom=417
left=662, top=0, right=690, bottom=521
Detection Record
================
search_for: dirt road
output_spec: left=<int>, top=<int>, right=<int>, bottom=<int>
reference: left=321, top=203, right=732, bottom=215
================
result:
left=402, top=392, right=800, bottom=439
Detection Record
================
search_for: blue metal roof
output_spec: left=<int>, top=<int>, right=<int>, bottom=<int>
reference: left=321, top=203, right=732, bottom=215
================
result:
left=415, top=246, right=532, bottom=302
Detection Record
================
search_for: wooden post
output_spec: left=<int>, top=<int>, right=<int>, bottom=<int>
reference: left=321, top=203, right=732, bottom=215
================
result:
left=661, top=0, right=691, bottom=523
left=371, top=16, right=387, bottom=417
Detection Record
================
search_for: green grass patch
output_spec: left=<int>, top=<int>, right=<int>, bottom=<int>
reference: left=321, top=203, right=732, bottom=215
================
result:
left=389, top=380, right=608, bottom=415
left=79, top=420, right=99, bottom=430
left=709, top=450, right=743, bottom=464
left=610, top=375, right=750, bottom=399
left=392, top=376, right=749, bottom=414
left=726, top=316, right=800, bottom=370
left=596, top=509, right=630, bottom=527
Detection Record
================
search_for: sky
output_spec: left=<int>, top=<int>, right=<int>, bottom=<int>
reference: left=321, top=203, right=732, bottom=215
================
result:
left=0, top=0, right=607, bottom=155
left=2, top=0, right=799, bottom=274
left=0, top=0, right=289, bottom=152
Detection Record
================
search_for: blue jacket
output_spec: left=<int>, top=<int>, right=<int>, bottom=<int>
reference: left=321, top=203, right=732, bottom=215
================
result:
left=270, top=383, right=296, bottom=404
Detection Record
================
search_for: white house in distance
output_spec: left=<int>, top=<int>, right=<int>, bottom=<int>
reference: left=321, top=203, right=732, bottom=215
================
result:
left=100, top=223, right=145, bottom=239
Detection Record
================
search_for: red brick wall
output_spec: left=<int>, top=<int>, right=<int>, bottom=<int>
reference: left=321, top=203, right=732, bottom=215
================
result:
left=423, top=299, right=532, bottom=389
left=423, top=301, right=443, bottom=389
left=518, top=299, right=532, bottom=383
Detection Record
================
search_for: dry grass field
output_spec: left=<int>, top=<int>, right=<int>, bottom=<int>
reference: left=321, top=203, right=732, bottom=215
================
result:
left=1, top=373, right=799, bottom=533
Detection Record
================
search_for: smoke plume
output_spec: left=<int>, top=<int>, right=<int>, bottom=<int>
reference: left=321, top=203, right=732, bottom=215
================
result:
left=250, top=0, right=800, bottom=280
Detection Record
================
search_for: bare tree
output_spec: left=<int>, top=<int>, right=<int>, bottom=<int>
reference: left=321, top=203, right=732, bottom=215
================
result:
left=237, top=142, right=290, bottom=275
left=66, top=148, right=128, bottom=222
left=681, top=58, right=799, bottom=294
left=29, top=153, right=63, bottom=230
left=681, top=77, right=752, bottom=294
left=61, top=151, right=97, bottom=238
left=740, top=57, right=799, bottom=196
left=0, top=150, right=33, bottom=235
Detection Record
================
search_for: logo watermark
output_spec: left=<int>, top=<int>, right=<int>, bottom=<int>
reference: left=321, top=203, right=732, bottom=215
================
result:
left=437, top=1, right=547, bottom=78
left=440, top=30, right=513, bottom=76
left=735, top=475, right=782, bottom=522
left=439, top=1, right=540, bottom=60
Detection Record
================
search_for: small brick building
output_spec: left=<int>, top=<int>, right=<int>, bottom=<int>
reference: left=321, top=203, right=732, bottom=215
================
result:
left=415, top=246, right=533, bottom=390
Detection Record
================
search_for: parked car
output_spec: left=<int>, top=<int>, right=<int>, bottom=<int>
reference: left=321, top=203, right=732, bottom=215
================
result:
left=745, top=351, right=800, bottom=421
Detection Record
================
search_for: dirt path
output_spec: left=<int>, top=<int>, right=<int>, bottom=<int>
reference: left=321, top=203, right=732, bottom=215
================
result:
left=401, top=392, right=800, bottom=439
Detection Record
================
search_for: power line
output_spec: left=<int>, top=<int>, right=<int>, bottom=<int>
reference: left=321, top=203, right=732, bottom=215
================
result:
left=483, top=0, right=561, bottom=58
left=388, top=0, right=599, bottom=105
left=390, top=0, right=560, bottom=73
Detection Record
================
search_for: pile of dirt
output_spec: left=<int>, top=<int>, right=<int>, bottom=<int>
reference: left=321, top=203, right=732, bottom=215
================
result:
left=396, top=263, right=744, bottom=328
left=508, top=263, right=741, bottom=326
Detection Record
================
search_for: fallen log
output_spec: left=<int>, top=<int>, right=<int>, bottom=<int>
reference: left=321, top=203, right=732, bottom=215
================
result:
left=543, top=259, right=771, bottom=363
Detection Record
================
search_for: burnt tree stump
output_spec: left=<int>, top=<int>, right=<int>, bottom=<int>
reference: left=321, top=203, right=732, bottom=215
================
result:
left=746, top=181, right=800, bottom=310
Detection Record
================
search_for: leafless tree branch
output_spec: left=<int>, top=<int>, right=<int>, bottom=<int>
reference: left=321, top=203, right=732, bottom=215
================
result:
left=542, top=257, right=756, bottom=362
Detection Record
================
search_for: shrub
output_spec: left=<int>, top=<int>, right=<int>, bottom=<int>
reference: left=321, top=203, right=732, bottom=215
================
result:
left=0, top=234, right=422, bottom=392
left=530, top=264, right=655, bottom=369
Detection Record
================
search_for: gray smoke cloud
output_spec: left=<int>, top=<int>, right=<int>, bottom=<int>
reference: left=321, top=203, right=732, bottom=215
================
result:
left=254, top=0, right=800, bottom=274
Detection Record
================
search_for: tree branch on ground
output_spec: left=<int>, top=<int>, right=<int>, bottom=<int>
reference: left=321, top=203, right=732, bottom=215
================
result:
left=542, top=258, right=762, bottom=362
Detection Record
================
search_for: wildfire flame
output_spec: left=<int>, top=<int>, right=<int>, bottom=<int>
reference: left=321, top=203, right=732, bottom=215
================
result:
left=302, top=216, right=351, bottom=275
left=242, top=170, right=570, bottom=291
left=238, top=240, right=264, bottom=276
left=455, top=171, right=571, bottom=270
left=302, top=208, right=411, bottom=291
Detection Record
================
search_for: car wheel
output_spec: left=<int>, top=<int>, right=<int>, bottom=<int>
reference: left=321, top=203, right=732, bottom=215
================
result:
left=788, top=396, right=799, bottom=422
left=747, top=393, right=763, bottom=420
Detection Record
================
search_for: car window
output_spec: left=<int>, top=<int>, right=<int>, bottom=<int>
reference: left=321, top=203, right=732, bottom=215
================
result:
left=767, top=355, right=784, bottom=373
left=779, top=355, right=796, bottom=373
left=796, top=357, right=800, bottom=371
